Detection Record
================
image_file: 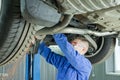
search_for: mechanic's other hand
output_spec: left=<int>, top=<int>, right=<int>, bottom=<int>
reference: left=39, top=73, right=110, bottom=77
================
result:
left=25, top=36, right=38, bottom=53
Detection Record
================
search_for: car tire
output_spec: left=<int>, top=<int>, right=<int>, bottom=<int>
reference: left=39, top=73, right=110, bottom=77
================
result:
left=87, top=37, right=115, bottom=64
left=0, top=0, right=36, bottom=65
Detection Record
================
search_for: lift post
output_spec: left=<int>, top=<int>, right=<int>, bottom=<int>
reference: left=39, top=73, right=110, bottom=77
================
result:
left=25, top=53, right=41, bottom=80
left=25, top=39, right=41, bottom=80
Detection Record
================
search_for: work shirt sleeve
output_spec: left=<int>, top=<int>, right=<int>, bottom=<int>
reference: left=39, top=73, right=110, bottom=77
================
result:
left=38, top=42, right=65, bottom=69
left=53, top=33, right=92, bottom=75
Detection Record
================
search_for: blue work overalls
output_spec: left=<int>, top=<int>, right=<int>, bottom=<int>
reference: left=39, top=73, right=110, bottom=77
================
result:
left=38, top=33, right=92, bottom=80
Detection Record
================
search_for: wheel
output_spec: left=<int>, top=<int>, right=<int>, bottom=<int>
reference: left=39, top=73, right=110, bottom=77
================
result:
left=86, top=36, right=115, bottom=64
left=0, top=0, right=35, bottom=65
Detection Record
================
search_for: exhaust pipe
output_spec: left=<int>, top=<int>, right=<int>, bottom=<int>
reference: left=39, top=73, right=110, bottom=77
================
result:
left=36, top=27, right=117, bottom=36
left=58, top=27, right=117, bottom=36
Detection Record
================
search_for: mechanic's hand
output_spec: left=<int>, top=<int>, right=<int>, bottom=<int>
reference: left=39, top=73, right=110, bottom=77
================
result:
left=25, top=35, right=46, bottom=53
left=25, top=36, right=37, bottom=53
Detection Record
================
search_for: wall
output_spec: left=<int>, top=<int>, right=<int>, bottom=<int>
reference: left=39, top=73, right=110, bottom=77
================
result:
left=90, top=62, right=120, bottom=80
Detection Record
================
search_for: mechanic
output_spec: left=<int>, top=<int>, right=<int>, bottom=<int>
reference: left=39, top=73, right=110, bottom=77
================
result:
left=34, top=33, right=92, bottom=80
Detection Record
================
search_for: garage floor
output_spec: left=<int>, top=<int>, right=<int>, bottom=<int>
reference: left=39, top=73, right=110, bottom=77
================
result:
left=0, top=56, right=25, bottom=80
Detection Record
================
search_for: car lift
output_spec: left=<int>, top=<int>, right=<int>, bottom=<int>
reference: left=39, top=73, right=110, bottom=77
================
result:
left=25, top=40, right=41, bottom=80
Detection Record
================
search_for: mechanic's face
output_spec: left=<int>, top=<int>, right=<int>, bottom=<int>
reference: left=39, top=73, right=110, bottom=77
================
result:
left=71, top=39, right=88, bottom=55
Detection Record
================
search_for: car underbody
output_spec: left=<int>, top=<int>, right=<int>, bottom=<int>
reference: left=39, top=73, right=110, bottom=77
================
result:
left=0, top=0, right=120, bottom=65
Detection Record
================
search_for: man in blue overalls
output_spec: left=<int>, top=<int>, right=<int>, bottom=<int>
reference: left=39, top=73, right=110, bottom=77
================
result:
left=37, top=33, right=92, bottom=80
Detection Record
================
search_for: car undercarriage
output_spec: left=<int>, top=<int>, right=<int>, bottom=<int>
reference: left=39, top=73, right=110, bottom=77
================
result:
left=0, top=0, right=120, bottom=65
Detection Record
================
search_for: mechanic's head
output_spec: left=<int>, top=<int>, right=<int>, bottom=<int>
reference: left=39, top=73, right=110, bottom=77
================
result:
left=68, top=34, right=89, bottom=55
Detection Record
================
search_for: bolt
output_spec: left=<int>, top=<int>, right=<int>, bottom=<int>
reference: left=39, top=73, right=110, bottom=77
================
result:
left=93, top=13, right=99, bottom=19
left=99, top=17, right=104, bottom=20
left=104, top=22, right=109, bottom=25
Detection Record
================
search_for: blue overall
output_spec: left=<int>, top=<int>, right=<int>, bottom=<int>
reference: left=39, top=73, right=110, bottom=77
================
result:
left=38, top=33, right=92, bottom=80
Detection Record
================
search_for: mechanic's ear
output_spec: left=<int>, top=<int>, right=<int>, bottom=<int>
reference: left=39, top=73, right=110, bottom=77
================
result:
left=82, top=47, right=88, bottom=54
left=71, top=41, right=77, bottom=46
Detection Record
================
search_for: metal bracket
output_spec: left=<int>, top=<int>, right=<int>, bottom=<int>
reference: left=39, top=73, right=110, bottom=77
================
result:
left=117, top=33, right=120, bottom=46
left=84, top=35, right=97, bottom=50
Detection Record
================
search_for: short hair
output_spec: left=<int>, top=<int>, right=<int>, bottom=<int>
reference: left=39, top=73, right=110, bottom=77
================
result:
left=67, top=34, right=89, bottom=43
left=67, top=34, right=89, bottom=54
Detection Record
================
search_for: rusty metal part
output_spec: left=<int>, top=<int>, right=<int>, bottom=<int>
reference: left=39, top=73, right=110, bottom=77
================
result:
left=87, top=5, right=120, bottom=31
